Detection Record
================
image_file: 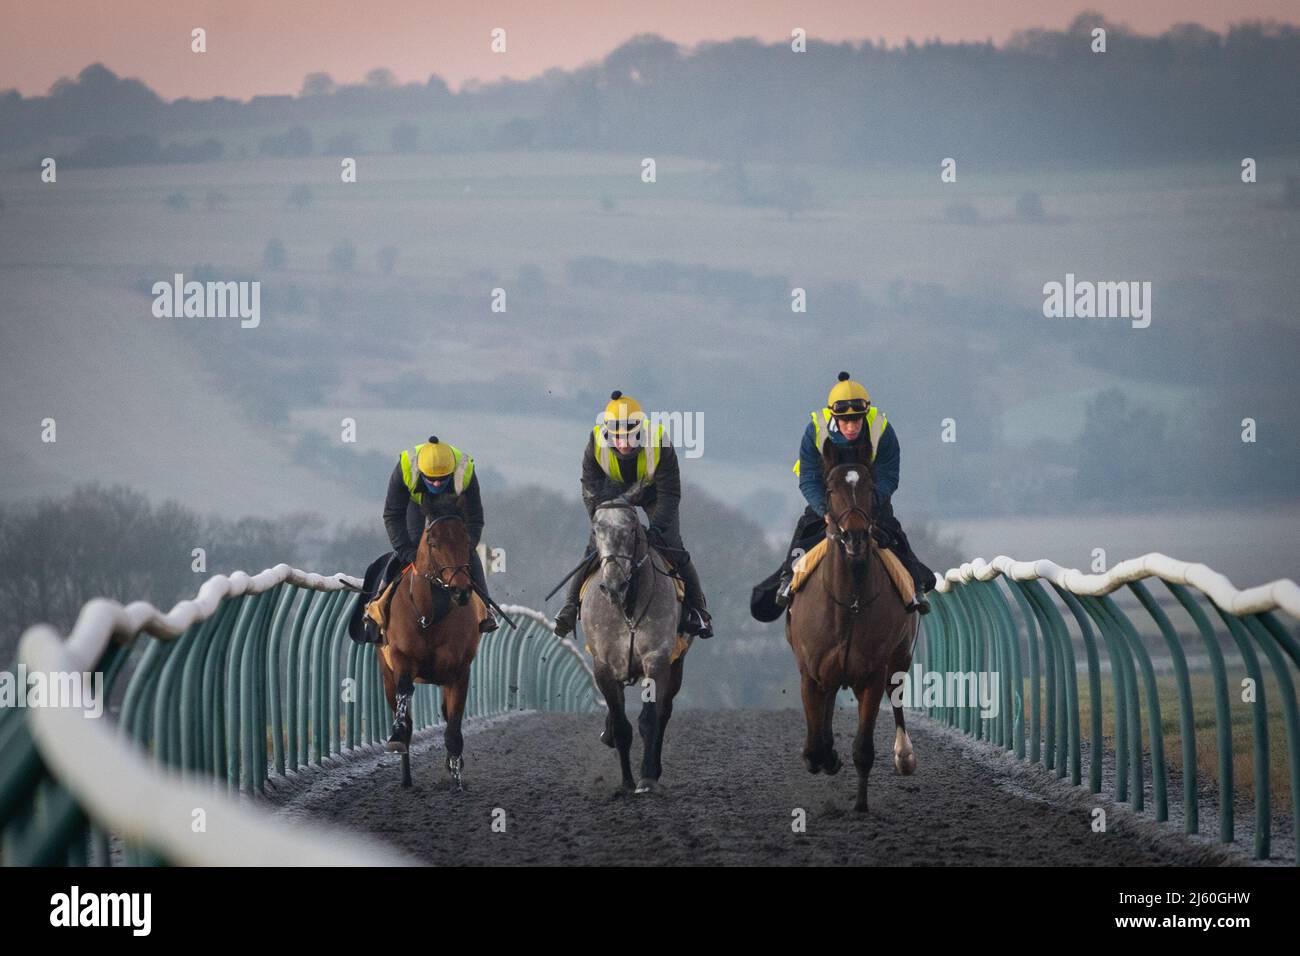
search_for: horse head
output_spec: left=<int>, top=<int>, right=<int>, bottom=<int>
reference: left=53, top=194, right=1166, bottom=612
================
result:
left=825, top=462, right=875, bottom=563
left=420, top=513, right=473, bottom=606
left=592, top=498, right=644, bottom=607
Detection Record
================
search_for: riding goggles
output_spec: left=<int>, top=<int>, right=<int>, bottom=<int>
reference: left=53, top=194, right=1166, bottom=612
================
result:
left=830, top=398, right=869, bottom=415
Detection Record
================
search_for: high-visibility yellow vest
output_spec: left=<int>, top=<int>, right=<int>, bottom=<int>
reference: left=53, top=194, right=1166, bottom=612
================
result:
left=792, top=406, right=888, bottom=476
left=592, top=423, right=665, bottom=483
left=400, top=442, right=474, bottom=503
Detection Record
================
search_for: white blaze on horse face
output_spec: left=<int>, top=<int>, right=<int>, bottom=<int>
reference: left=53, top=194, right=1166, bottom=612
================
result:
left=844, top=469, right=860, bottom=487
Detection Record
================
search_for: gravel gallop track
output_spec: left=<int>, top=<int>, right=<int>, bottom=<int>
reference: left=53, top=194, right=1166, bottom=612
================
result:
left=269, top=709, right=1246, bottom=866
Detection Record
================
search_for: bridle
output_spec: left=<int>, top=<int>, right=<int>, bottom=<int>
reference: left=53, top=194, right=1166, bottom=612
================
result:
left=411, top=513, right=472, bottom=629
left=825, top=467, right=875, bottom=560
left=594, top=501, right=650, bottom=585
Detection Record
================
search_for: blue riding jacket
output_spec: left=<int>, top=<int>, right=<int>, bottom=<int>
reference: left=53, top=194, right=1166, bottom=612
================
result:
left=797, top=419, right=900, bottom=517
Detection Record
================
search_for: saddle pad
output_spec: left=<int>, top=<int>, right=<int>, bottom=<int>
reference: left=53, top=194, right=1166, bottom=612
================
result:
left=789, top=538, right=829, bottom=592
left=790, top=540, right=914, bottom=607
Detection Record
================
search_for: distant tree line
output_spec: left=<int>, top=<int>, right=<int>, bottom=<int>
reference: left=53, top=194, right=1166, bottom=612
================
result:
left=4, top=15, right=1299, bottom=165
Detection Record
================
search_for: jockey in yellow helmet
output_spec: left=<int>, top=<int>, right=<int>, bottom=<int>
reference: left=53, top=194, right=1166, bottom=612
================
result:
left=552, top=391, right=712, bottom=639
left=776, top=372, right=932, bottom=614
left=382, top=435, right=497, bottom=633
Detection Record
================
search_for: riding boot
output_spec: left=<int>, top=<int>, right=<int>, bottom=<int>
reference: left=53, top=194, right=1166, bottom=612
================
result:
left=776, top=508, right=826, bottom=607
left=675, top=558, right=713, bottom=639
left=470, top=550, right=498, bottom=633
left=553, top=555, right=589, bottom=637
left=883, top=528, right=932, bottom=614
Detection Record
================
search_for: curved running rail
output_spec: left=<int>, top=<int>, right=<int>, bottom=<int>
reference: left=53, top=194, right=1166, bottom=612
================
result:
left=934, top=552, right=1300, bottom=619
left=921, top=552, right=1299, bottom=864
left=0, top=565, right=597, bottom=866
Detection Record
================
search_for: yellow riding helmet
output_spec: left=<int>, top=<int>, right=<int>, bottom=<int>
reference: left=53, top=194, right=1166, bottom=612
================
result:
left=416, top=436, right=456, bottom=478
left=826, top=371, right=870, bottom=417
left=602, top=390, right=645, bottom=437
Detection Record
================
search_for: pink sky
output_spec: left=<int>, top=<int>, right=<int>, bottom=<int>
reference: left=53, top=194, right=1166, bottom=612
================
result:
left=4, top=0, right=1296, bottom=100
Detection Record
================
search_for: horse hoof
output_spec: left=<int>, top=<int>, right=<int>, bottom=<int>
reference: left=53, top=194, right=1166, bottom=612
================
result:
left=895, top=752, right=917, bottom=775
left=803, top=756, right=822, bottom=775
left=599, top=729, right=615, bottom=749
left=823, top=752, right=843, bottom=776
left=634, top=779, right=658, bottom=794
left=385, top=740, right=408, bottom=754
left=854, top=799, right=869, bottom=814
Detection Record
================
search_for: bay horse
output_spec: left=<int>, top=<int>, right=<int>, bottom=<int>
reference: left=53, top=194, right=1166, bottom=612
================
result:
left=381, top=513, right=483, bottom=789
left=785, top=444, right=919, bottom=812
left=582, top=485, right=687, bottom=794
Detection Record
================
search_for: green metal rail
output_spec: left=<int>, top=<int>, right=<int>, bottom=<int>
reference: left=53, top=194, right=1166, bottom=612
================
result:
left=0, top=565, right=597, bottom=866
left=919, top=554, right=1300, bottom=863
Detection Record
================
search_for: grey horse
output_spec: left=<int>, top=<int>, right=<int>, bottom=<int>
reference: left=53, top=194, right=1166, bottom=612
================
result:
left=581, top=487, right=689, bottom=794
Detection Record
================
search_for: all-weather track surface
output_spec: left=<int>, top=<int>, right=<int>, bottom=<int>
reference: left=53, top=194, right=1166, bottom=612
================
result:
left=269, top=709, right=1247, bottom=866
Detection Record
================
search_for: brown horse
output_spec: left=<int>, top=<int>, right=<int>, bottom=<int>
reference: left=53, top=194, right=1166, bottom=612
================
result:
left=785, top=444, right=919, bottom=812
left=380, top=513, right=483, bottom=789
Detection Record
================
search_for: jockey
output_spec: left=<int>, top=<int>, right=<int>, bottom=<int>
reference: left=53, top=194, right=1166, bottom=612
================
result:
left=553, top=391, right=713, bottom=639
left=776, top=372, right=933, bottom=614
left=383, top=436, right=498, bottom=633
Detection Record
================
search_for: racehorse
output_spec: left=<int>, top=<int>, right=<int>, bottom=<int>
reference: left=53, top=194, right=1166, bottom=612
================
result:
left=785, top=444, right=919, bottom=812
left=380, top=513, right=483, bottom=790
left=582, top=485, right=688, bottom=794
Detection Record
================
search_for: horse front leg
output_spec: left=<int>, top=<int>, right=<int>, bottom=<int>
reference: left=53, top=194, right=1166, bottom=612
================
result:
left=887, top=668, right=917, bottom=776
left=595, top=664, right=635, bottom=792
left=800, top=672, right=838, bottom=774
left=382, top=661, right=414, bottom=789
left=441, top=671, right=470, bottom=791
left=853, top=678, right=887, bottom=812
left=650, top=656, right=685, bottom=781
left=635, top=658, right=676, bottom=792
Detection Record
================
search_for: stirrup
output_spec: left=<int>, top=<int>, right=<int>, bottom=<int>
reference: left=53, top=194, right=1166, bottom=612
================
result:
left=906, top=594, right=931, bottom=616
left=774, top=578, right=794, bottom=608
left=681, top=606, right=713, bottom=639
left=479, top=613, right=499, bottom=634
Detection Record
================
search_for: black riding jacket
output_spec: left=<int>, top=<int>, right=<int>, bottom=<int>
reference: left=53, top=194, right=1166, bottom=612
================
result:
left=383, top=463, right=484, bottom=561
left=579, top=432, right=681, bottom=534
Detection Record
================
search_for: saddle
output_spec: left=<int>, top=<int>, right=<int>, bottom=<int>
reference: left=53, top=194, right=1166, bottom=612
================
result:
left=365, top=572, right=406, bottom=635
left=348, top=552, right=396, bottom=644
left=788, top=538, right=915, bottom=607
left=578, top=549, right=691, bottom=664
